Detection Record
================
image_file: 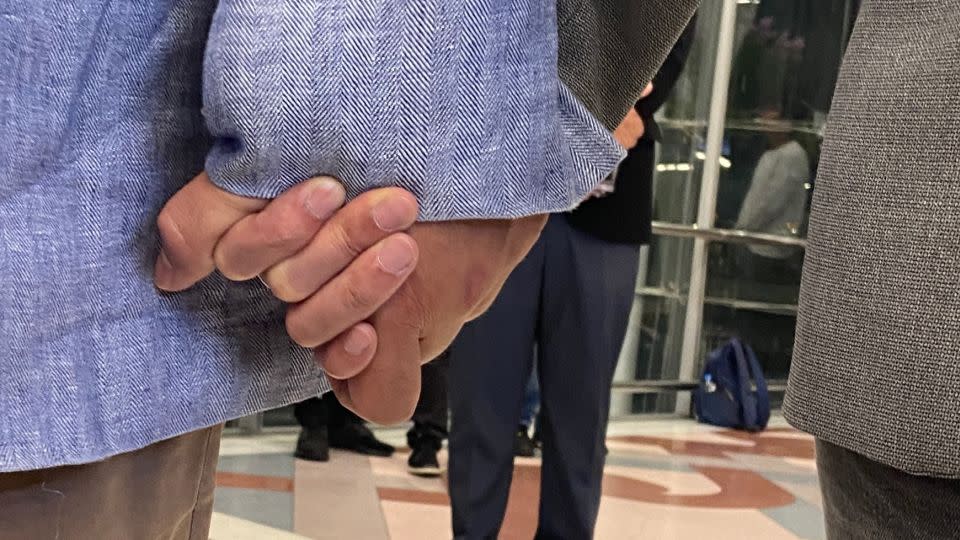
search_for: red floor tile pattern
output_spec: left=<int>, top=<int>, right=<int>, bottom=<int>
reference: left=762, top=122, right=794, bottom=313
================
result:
left=213, top=426, right=820, bottom=539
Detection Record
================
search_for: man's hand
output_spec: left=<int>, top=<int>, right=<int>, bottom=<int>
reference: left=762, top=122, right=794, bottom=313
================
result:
left=156, top=173, right=545, bottom=425
left=612, top=108, right=646, bottom=149
left=640, top=82, right=655, bottom=99
left=612, top=83, right=653, bottom=149
left=155, top=173, right=420, bottom=373
left=321, top=216, right=547, bottom=423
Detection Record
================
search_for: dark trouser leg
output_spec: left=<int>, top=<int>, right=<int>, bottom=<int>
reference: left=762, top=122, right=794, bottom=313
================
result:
left=0, top=426, right=223, bottom=540
left=294, top=396, right=331, bottom=461
left=447, top=234, right=545, bottom=540
left=326, top=392, right=394, bottom=456
left=296, top=393, right=394, bottom=458
left=294, top=396, right=329, bottom=431
left=816, top=440, right=960, bottom=540
left=536, top=216, right=640, bottom=539
left=409, top=352, right=451, bottom=449
left=323, top=391, right=366, bottom=430
left=293, top=393, right=364, bottom=431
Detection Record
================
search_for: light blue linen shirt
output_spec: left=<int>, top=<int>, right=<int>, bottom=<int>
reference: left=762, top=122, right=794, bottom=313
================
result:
left=0, top=0, right=622, bottom=471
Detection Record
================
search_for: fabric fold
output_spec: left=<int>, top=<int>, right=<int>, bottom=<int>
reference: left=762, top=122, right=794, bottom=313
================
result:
left=203, top=0, right=624, bottom=221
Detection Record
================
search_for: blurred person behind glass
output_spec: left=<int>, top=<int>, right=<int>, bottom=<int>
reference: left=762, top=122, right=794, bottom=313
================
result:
left=734, top=109, right=810, bottom=285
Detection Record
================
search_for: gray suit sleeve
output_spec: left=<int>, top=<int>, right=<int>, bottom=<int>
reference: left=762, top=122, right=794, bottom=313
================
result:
left=558, top=0, right=701, bottom=130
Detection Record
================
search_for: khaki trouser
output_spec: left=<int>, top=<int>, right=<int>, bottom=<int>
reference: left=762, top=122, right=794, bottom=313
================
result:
left=0, top=425, right=223, bottom=540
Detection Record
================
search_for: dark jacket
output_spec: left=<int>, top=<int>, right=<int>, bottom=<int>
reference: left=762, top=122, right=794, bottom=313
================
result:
left=566, top=19, right=697, bottom=245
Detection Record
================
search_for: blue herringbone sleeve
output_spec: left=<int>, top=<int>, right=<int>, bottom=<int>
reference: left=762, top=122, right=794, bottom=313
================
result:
left=0, top=0, right=625, bottom=473
left=202, top=0, right=625, bottom=220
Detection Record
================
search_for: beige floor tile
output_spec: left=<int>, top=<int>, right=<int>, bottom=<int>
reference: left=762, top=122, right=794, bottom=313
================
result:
left=293, top=452, right=389, bottom=539
left=594, top=498, right=799, bottom=540
left=380, top=500, right=452, bottom=540
left=210, top=512, right=311, bottom=540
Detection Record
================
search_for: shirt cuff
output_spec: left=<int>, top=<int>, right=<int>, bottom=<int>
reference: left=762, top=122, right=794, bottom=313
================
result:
left=202, top=0, right=625, bottom=221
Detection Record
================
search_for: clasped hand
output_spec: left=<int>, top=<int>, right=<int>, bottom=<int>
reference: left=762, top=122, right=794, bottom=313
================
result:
left=154, top=173, right=545, bottom=423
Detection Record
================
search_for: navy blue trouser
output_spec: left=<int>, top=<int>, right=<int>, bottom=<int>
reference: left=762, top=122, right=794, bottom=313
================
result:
left=448, top=215, right=640, bottom=539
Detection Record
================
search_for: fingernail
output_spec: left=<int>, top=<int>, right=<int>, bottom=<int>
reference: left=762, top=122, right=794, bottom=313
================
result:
left=154, top=250, right=174, bottom=290
left=371, top=195, right=416, bottom=232
left=377, top=236, right=416, bottom=276
left=304, top=178, right=346, bottom=220
left=343, top=326, right=373, bottom=356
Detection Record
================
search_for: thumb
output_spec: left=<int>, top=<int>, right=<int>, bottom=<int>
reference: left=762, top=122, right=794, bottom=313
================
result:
left=154, top=172, right=267, bottom=292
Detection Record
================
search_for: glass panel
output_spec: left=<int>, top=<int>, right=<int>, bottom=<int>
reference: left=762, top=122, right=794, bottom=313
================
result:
left=619, top=0, right=861, bottom=415
left=615, top=1, right=723, bottom=415
left=700, top=0, right=859, bottom=383
left=718, top=0, right=858, bottom=236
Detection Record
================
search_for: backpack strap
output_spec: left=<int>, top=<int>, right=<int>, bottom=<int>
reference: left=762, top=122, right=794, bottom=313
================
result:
left=743, top=342, right=771, bottom=429
left=731, top=339, right=770, bottom=431
left=729, top=339, right=754, bottom=429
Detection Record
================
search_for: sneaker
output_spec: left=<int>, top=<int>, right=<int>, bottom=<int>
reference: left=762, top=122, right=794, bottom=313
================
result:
left=294, top=428, right=330, bottom=462
left=408, top=445, right=443, bottom=477
left=329, top=423, right=396, bottom=457
left=514, top=425, right=537, bottom=457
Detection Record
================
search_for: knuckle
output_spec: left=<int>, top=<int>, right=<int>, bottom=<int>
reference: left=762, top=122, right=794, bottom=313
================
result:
left=285, top=312, right=317, bottom=348
left=156, top=210, right=187, bottom=252
left=213, top=243, right=249, bottom=281
left=331, top=223, right=364, bottom=259
left=255, top=212, right=301, bottom=249
left=390, top=282, right=428, bottom=331
left=156, top=210, right=196, bottom=267
left=343, top=279, right=376, bottom=313
left=262, top=266, right=303, bottom=303
left=214, top=256, right=244, bottom=281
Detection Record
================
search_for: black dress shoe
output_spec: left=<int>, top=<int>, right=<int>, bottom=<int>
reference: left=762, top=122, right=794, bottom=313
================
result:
left=408, top=445, right=443, bottom=477
left=294, top=428, right=330, bottom=462
left=329, top=423, right=396, bottom=457
left=514, top=425, right=537, bottom=457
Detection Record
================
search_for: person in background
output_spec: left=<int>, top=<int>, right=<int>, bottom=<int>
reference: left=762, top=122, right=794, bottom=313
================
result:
left=406, top=354, right=451, bottom=476
left=295, top=350, right=453, bottom=473
left=734, top=109, right=810, bottom=282
left=294, top=394, right=396, bottom=462
left=446, top=21, right=697, bottom=539
left=404, top=347, right=541, bottom=475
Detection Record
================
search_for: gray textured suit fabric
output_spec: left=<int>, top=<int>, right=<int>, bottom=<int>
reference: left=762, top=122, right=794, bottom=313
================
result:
left=557, top=0, right=700, bottom=130
left=784, top=1, right=960, bottom=477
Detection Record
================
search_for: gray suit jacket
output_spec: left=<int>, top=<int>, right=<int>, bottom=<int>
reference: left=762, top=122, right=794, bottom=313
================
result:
left=785, top=0, right=960, bottom=477
left=558, top=0, right=699, bottom=130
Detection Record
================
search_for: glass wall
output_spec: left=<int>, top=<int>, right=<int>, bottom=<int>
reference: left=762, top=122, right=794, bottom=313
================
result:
left=613, top=0, right=860, bottom=416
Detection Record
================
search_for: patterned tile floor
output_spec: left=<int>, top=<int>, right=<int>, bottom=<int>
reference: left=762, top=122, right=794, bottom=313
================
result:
left=210, top=417, right=824, bottom=539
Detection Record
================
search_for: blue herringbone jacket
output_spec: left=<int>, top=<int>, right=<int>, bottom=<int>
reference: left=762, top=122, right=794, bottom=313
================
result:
left=0, top=0, right=622, bottom=471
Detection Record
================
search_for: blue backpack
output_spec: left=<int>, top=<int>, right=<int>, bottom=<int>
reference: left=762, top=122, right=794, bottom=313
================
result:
left=693, top=338, right=770, bottom=432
